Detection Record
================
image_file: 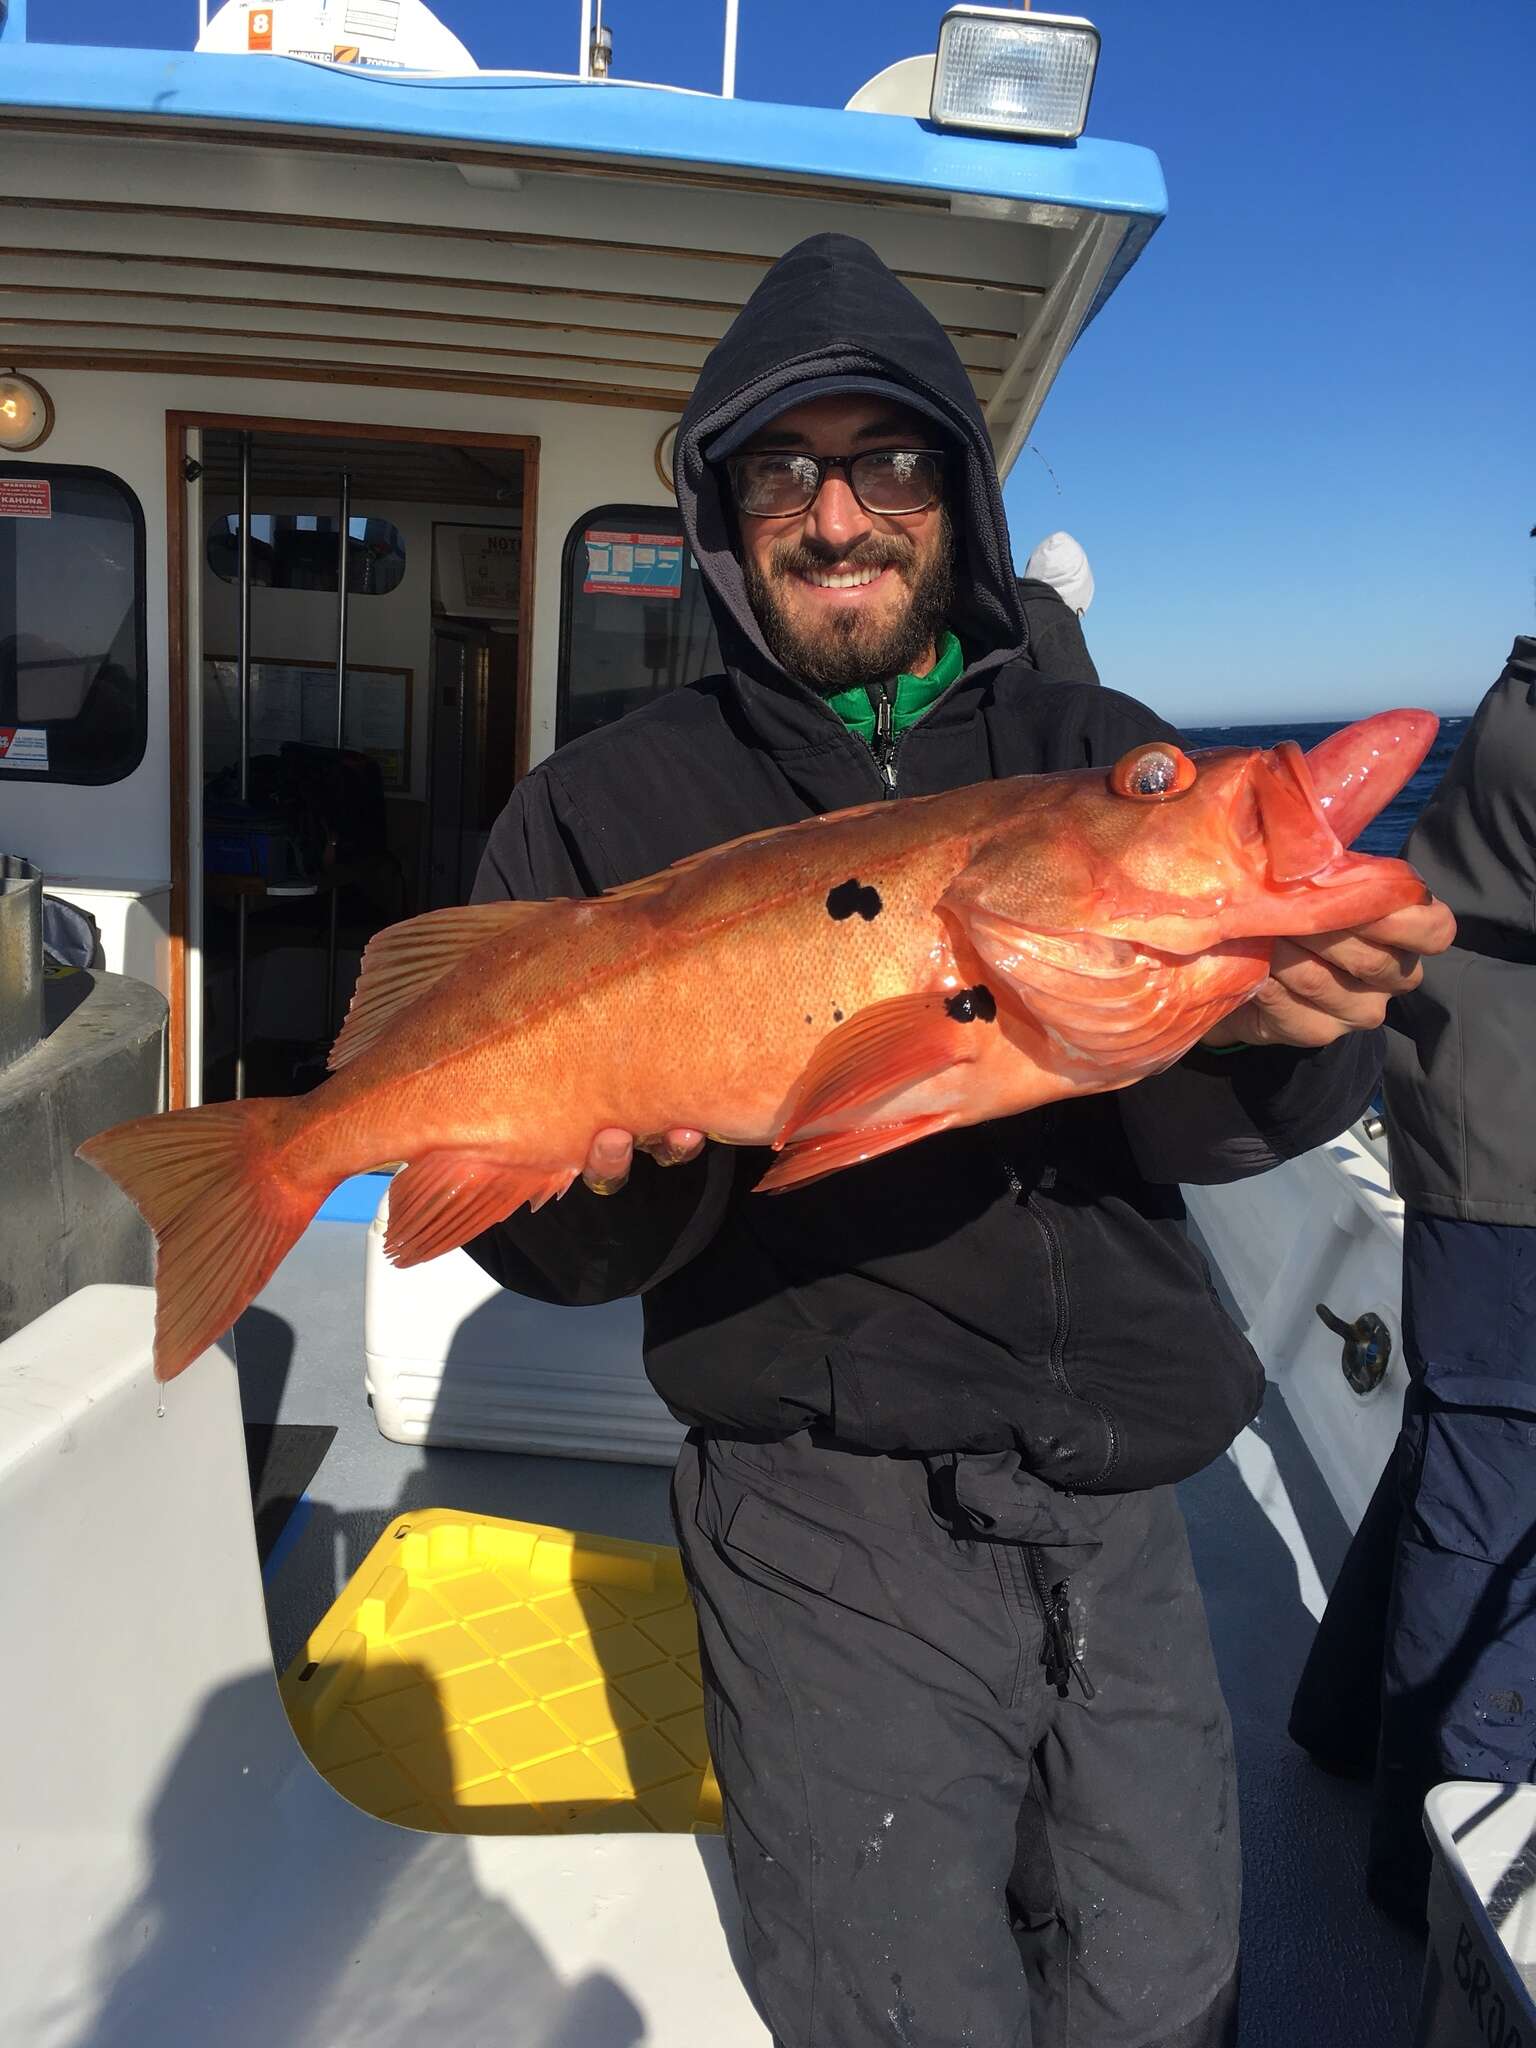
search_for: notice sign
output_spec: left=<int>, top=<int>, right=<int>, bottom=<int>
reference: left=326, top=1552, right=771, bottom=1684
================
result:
left=0, top=727, right=50, bottom=770
left=0, top=479, right=52, bottom=520
left=583, top=530, right=684, bottom=600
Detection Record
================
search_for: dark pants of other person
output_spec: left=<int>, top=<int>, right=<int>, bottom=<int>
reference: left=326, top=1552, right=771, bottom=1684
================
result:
left=672, top=1427, right=1241, bottom=2048
left=1290, top=1210, right=1536, bottom=1926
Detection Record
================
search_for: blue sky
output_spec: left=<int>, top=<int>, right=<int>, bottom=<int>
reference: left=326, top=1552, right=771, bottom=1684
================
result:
left=24, top=0, right=1536, bottom=723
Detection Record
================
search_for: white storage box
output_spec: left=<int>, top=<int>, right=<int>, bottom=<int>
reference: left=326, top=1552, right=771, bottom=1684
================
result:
left=1418, top=1781, right=1536, bottom=2048
left=363, top=1189, right=687, bottom=1464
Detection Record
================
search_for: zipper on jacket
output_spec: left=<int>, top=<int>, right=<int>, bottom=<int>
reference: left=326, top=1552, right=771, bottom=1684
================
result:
left=1026, top=1548, right=1095, bottom=1701
left=1027, top=1190, right=1121, bottom=1488
left=872, top=681, right=898, bottom=794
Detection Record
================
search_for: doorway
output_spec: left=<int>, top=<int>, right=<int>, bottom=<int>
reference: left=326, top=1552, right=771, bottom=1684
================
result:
left=177, top=418, right=536, bottom=1105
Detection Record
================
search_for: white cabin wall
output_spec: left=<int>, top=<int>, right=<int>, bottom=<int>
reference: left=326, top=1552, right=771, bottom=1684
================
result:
left=3, top=366, right=682, bottom=911
left=2, top=373, right=172, bottom=892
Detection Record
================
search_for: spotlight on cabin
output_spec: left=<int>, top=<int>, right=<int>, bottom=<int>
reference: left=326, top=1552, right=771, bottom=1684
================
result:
left=930, top=7, right=1099, bottom=142
left=0, top=373, right=55, bottom=453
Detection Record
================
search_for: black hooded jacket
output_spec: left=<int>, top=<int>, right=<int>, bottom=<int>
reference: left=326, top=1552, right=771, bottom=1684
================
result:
left=467, top=234, right=1379, bottom=1491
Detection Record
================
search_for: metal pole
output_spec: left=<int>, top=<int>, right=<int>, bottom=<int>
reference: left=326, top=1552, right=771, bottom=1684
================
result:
left=578, top=0, right=592, bottom=76
left=233, top=430, right=252, bottom=1101
left=324, top=471, right=352, bottom=1044
left=722, top=0, right=739, bottom=97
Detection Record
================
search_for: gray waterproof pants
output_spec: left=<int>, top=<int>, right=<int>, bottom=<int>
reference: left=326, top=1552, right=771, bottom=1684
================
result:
left=672, top=1430, right=1240, bottom=2048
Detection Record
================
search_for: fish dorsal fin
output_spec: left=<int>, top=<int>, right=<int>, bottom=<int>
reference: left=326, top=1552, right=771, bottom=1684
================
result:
left=328, top=901, right=562, bottom=1072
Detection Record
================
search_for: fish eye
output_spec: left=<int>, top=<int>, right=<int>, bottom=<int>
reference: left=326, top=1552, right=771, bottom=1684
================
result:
left=1110, top=744, right=1196, bottom=801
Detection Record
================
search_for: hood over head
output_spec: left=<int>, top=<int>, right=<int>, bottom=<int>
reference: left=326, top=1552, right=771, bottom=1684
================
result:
left=674, top=233, right=1027, bottom=691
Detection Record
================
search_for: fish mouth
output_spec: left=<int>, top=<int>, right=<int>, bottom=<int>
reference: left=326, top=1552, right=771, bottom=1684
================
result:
left=1302, top=708, right=1439, bottom=848
left=1230, top=709, right=1439, bottom=890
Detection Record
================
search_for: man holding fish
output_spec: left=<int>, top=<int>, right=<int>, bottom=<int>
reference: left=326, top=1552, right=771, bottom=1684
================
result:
left=463, top=237, right=1453, bottom=2046
left=81, top=233, right=1453, bottom=2045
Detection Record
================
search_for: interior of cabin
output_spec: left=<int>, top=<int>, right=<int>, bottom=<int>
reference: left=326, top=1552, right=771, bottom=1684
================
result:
left=193, top=423, right=719, bottom=1104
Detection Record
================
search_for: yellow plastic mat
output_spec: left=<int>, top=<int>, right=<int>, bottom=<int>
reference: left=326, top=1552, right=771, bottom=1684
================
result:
left=280, top=1508, right=721, bottom=1836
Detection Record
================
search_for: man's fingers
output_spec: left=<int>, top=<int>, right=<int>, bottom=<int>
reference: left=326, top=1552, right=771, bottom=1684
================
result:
left=583, top=1127, right=635, bottom=1195
left=637, top=1128, right=707, bottom=1168
left=1345, top=898, right=1457, bottom=954
left=1283, top=931, right=1425, bottom=995
left=584, top=1126, right=705, bottom=1193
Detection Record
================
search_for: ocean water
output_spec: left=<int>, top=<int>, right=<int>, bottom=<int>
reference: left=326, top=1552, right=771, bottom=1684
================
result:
left=1181, top=716, right=1469, bottom=856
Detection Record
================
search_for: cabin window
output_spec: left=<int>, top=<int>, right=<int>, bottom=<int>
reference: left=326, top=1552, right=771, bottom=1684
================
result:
left=557, top=504, right=720, bottom=748
left=0, top=463, right=148, bottom=785
left=207, top=513, right=407, bottom=595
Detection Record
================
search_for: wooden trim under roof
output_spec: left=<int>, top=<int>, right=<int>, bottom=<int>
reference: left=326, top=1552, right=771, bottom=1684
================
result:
left=3, top=245, right=1023, bottom=343
left=0, top=316, right=712, bottom=381
left=13, top=194, right=1047, bottom=302
left=25, top=351, right=688, bottom=410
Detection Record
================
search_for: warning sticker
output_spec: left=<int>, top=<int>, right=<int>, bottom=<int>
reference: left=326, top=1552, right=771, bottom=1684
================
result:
left=583, top=529, right=684, bottom=600
left=0, top=727, right=50, bottom=771
left=0, top=479, right=52, bottom=519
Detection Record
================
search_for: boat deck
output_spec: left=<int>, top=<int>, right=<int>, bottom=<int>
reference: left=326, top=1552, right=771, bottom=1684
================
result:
left=237, top=1217, right=1425, bottom=2046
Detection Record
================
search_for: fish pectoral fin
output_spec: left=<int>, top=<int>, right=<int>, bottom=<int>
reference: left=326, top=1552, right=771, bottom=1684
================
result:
left=755, top=1114, right=955, bottom=1194
left=771, top=989, right=995, bottom=1149
left=329, top=901, right=563, bottom=1073
left=384, top=1153, right=576, bottom=1268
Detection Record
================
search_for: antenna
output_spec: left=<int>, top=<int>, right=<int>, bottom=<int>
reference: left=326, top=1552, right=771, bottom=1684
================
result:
left=588, top=0, right=612, bottom=77
left=722, top=0, right=739, bottom=96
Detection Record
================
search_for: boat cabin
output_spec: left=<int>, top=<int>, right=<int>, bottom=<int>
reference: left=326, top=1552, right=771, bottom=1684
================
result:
left=0, top=10, right=1162, bottom=1109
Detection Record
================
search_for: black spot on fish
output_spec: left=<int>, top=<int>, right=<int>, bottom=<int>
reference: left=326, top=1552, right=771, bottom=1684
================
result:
left=804, top=1014, right=813, bottom=1025
left=832, top=1008, right=844, bottom=1022
left=826, top=878, right=882, bottom=922
left=945, top=985, right=997, bottom=1025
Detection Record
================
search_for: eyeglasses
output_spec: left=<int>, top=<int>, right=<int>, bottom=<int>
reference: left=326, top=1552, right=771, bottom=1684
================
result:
left=727, top=448, right=945, bottom=519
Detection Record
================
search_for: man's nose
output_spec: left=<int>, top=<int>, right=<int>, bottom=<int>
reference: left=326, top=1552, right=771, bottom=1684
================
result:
left=801, top=474, right=871, bottom=554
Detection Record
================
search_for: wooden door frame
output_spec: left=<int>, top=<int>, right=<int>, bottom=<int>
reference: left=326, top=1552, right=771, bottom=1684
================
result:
left=164, top=408, right=540, bottom=1108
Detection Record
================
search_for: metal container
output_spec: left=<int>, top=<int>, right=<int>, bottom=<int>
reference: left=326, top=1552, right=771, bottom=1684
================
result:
left=0, top=854, right=43, bottom=1074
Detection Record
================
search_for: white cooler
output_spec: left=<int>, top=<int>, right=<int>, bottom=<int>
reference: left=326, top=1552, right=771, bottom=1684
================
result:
left=363, top=1190, right=687, bottom=1464
left=1417, top=1781, right=1536, bottom=2048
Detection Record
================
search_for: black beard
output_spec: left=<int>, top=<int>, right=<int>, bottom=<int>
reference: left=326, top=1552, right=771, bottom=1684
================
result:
left=743, top=508, right=955, bottom=695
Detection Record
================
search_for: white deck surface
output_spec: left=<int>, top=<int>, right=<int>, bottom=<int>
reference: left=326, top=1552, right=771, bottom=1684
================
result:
left=236, top=1218, right=1426, bottom=2044
left=2, top=1281, right=767, bottom=2048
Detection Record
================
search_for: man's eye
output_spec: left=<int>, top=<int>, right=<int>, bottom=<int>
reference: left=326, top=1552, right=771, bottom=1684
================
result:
left=750, top=455, right=808, bottom=481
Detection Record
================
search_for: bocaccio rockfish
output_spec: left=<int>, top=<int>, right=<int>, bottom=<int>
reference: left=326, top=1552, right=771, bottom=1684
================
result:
left=81, top=709, right=1438, bottom=1385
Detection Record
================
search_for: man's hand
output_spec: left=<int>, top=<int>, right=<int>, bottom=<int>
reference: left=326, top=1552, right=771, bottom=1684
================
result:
left=1201, top=897, right=1457, bottom=1051
left=582, top=1127, right=706, bottom=1195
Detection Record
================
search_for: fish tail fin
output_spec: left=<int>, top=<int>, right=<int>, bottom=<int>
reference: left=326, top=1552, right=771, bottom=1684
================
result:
left=78, top=1099, right=322, bottom=1383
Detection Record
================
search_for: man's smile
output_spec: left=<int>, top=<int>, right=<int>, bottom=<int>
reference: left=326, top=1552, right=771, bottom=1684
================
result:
left=793, top=563, right=891, bottom=592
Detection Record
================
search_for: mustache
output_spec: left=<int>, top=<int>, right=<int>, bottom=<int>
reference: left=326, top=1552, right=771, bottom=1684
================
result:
left=767, top=535, right=917, bottom=579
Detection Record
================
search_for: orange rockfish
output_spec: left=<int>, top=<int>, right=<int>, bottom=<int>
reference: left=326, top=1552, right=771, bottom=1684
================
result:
left=81, top=709, right=1436, bottom=1384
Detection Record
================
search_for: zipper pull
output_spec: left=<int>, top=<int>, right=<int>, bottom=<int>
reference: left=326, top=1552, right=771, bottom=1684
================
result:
left=873, top=685, right=897, bottom=792
left=1041, top=1581, right=1096, bottom=1702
